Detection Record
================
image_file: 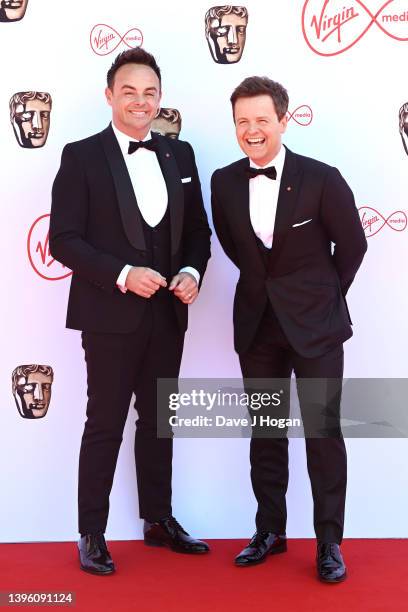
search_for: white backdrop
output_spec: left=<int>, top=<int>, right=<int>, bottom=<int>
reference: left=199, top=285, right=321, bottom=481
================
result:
left=1, top=0, right=407, bottom=542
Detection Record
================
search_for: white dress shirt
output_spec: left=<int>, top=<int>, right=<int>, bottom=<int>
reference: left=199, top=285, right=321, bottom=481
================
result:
left=111, top=123, right=199, bottom=290
left=249, top=145, right=286, bottom=249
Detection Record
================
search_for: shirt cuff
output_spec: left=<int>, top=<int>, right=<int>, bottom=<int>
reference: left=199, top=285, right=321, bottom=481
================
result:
left=116, top=265, right=133, bottom=293
left=179, top=266, right=200, bottom=285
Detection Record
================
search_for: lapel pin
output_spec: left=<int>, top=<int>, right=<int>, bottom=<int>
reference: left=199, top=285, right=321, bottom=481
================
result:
left=165, top=153, right=170, bottom=158
left=286, top=186, right=292, bottom=192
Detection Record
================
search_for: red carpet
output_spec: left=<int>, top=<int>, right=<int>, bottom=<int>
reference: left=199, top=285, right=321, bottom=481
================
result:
left=0, top=539, right=406, bottom=611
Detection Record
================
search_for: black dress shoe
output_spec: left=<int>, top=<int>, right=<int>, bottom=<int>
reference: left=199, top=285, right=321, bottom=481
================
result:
left=317, top=543, right=347, bottom=583
left=235, top=532, right=287, bottom=566
left=143, top=516, right=209, bottom=554
left=78, top=533, right=115, bottom=575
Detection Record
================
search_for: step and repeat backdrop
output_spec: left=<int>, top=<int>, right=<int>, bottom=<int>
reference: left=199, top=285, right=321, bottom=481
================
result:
left=1, top=0, right=407, bottom=542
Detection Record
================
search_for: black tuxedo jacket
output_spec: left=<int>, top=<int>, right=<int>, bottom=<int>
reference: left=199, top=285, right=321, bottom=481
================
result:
left=211, top=147, right=367, bottom=358
left=50, top=125, right=211, bottom=334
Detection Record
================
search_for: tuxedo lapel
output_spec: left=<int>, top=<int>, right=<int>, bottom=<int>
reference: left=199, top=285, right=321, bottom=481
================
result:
left=268, top=147, right=303, bottom=270
left=232, top=158, right=266, bottom=273
left=152, top=132, right=184, bottom=256
left=100, top=124, right=146, bottom=251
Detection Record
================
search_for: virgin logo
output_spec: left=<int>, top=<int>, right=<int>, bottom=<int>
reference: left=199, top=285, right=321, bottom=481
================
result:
left=27, top=214, right=72, bottom=281
left=90, top=24, right=143, bottom=56
left=287, top=105, right=313, bottom=126
left=302, top=0, right=408, bottom=57
left=358, top=206, right=407, bottom=237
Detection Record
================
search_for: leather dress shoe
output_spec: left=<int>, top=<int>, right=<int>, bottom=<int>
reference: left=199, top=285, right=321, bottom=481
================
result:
left=235, top=532, right=287, bottom=566
left=78, top=533, right=115, bottom=575
left=317, top=543, right=347, bottom=583
left=144, top=516, right=209, bottom=554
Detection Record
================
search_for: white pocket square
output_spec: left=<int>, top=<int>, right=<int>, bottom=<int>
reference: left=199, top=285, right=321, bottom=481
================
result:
left=181, top=177, right=192, bottom=183
left=292, top=218, right=312, bottom=228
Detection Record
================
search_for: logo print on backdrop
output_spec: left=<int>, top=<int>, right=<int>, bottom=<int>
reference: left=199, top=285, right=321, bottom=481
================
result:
left=90, top=24, right=143, bottom=56
left=302, top=0, right=408, bottom=57
left=0, top=0, right=28, bottom=22
left=205, top=6, right=248, bottom=64
left=152, top=108, right=182, bottom=139
left=27, top=214, right=72, bottom=281
left=287, top=105, right=314, bottom=126
left=10, top=92, right=52, bottom=149
left=399, top=102, right=408, bottom=156
left=359, top=206, right=408, bottom=237
left=12, top=365, right=54, bottom=419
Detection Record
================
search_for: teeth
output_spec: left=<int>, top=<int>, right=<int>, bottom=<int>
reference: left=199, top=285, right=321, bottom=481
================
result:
left=247, top=138, right=264, bottom=144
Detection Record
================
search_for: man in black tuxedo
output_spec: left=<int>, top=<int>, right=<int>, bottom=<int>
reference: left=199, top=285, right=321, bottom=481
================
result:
left=50, top=48, right=211, bottom=575
left=211, top=77, right=367, bottom=582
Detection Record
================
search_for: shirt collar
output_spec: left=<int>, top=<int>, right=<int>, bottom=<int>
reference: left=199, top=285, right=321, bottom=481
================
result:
left=111, top=122, right=152, bottom=157
left=249, top=145, right=286, bottom=180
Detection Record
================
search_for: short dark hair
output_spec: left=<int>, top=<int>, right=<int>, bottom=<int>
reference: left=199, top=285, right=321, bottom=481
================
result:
left=107, top=48, right=161, bottom=90
left=230, top=76, right=289, bottom=121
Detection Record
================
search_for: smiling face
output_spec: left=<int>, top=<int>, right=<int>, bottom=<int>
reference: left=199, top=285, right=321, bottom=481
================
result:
left=234, top=95, right=287, bottom=167
left=0, top=0, right=28, bottom=21
left=13, top=99, right=51, bottom=148
left=105, top=63, right=162, bottom=140
left=207, top=13, right=247, bottom=63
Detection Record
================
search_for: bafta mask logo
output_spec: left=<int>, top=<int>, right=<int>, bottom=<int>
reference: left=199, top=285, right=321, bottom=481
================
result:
left=12, top=364, right=54, bottom=419
left=152, top=108, right=182, bottom=139
left=399, top=103, right=408, bottom=157
left=10, top=91, right=52, bottom=149
left=205, top=5, right=248, bottom=64
left=0, top=0, right=28, bottom=22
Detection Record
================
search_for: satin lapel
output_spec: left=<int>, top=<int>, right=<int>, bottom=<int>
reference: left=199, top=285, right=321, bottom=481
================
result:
left=99, top=125, right=145, bottom=251
left=269, top=147, right=303, bottom=270
left=152, top=132, right=183, bottom=256
left=232, top=158, right=267, bottom=273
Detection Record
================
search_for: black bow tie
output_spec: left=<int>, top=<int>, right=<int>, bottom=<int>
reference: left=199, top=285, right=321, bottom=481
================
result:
left=246, top=166, right=277, bottom=180
left=128, top=139, right=157, bottom=154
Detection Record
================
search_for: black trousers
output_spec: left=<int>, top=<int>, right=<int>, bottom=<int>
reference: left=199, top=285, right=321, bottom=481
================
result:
left=239, top=304, right=346, bottom=544
left=78, top=297, right=184, bottom=535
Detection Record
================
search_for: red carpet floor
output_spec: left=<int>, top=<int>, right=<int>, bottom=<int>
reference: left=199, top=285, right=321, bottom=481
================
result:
left=0, top=539, right=406, bottom=611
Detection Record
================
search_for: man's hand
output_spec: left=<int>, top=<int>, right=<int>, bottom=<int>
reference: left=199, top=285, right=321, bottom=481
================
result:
left=169, top=272, right=198, bottom=304
left=125, top=267, right=167, bottom=298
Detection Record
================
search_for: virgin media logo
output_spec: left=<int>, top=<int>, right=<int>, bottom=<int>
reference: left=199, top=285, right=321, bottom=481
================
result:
left=27, top=214, right=72, bottom=281
left=302, top=0, right=408, bottom=57
left=287, top=105, right=313, bottom=126
left=359, top=206, right=407, bottom=237
left=90, top=24, right=143, bottom=56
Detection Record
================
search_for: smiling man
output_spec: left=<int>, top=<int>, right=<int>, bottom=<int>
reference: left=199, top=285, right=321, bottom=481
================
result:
left=50, top=48, right=211, bottom=575
left=211, top=76, right=367, bottom=583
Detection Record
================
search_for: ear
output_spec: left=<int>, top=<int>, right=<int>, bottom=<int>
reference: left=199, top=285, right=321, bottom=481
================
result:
left=105, top=87, right=112, bottom=107
left=280, top=114, right=288, bottom=134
